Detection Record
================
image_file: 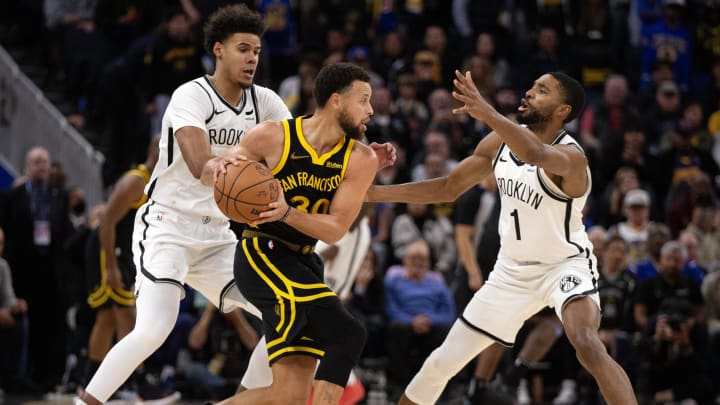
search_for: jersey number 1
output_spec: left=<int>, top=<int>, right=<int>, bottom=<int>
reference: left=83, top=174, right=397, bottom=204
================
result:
left=510, top=209, right=521, bottom=240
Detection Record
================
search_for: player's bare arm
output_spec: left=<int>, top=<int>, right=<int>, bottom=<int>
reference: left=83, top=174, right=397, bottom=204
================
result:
left=452, top=70, right=589, bottom=197
left=262, top=143, right=378, bottom=243
left=98, top=174, right=145, bottom=287
left=366, top=133, right=501, bottom=204
left=177, top=126, right=214, bottom=180
left=200, top=121, right=285, bottom=186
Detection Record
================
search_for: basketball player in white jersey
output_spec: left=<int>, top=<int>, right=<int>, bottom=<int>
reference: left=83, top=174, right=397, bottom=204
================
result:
left=76, top=5, right=292, bottom=404
left=366, top=70, right=637, bottom=405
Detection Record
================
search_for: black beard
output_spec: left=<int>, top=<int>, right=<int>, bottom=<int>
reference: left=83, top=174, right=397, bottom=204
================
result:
left=339, top=109, right=364, bottom=139
left=517, top=109, right=551, bottom=125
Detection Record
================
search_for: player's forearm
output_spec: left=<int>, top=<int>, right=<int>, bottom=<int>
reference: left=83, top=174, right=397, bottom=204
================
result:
left=483, top=110, right=545, bottom=163
left=366, top=178, right=456, bottom=204
left=284, top=209, right=348, bottom=244
left=98, top=223, right=119, bottom=268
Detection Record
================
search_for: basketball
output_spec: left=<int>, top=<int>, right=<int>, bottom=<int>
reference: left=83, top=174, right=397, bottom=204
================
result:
left=214, top=160, right=279, bottom=223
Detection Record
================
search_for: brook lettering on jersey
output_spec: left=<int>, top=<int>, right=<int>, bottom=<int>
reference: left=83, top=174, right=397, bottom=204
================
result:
left=208, top=128, right=244, bottom=145
left=496, top=177, right=544, bottom=209
left=280, top=172, right=342, bottom=192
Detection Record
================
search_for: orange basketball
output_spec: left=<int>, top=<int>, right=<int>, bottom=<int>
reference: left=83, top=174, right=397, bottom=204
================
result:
left=214, top=160, right=279, bottom=223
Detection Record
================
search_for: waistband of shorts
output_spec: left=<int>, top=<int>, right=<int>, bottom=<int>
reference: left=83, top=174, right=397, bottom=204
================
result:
left=147, top=201, right=228, bottom=225
left=241, top=230, right=315, bottom=255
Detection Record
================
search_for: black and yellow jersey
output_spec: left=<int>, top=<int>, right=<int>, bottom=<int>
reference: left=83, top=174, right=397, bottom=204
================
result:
left=116, top=164, right=151, bottom=267
left=257, top=116, right=355, bottom=247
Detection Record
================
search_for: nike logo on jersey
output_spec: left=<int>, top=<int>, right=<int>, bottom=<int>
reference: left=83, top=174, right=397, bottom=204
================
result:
left=290, top=152, right=310, bottom=160
left=214, top=109, right=226, bottom=115
left=245, top=110, right=254, bottom=115
left=499, top=156, right=507, bottom=162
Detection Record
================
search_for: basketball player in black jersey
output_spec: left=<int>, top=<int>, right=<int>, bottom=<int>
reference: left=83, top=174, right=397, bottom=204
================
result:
left=84, top=137, right=159, bottom=383
left=204, top=63, right=394, bottom=405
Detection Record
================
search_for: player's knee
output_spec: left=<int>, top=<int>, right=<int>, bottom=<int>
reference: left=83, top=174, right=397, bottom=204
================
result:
left=132, top=317, right=174, bottom=350
left=566, top=326, right=603, bottom=363
left=345, top=315, right=367, bottom=353
left=423, top=346, right=457, bottom=379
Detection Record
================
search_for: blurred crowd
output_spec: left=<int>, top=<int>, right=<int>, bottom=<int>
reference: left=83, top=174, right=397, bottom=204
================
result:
left=1, top=0, right=720, bottom=404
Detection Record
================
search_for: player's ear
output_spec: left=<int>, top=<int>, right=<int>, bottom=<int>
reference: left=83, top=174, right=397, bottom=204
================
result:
left=329, top=92, right=342, bottom=110
left=213, top=41, right=224, bottom=59
left=556, top=104, right=571, bottom=120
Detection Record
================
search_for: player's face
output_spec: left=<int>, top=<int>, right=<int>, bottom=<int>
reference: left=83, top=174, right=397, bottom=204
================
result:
left=217, top=33, right=261, bottom=88
left=338, top=81, right=373, bottom=139
left=517, top=74, right=562, bottom=126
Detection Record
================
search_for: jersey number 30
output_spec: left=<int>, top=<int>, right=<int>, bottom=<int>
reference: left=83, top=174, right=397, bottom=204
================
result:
left=290, top=196, right=330, bottom=214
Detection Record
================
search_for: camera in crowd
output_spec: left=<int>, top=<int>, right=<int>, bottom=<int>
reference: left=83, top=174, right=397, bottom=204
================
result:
left=658, top=297, right=694, bottom=332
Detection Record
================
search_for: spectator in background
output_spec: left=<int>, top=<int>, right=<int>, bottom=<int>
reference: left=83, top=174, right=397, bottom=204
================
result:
left=256, top=0, right=297, bottom=89
left=662, top=160, right=720, bottom=237
left=608, top=189, right=655, bottom=270
left=346, top=247, right=386, bottom=361
left=372, top=31, right=409, bottom=91
left=597, top=236, right=637, bottom=357
left=471, top=32, right=513, bottom=88
left=683, top=199, right=720, bottom=272
left=635, top=59, right=676, bottom=112
left=277, top=52, right=322, bottom=116
left=410, top=50, right=442, bottom=105
left=640, top=0, right=692, bottom=91
left=425, top=88, right=467, bottom=157
left=700, top=264, right=720, bottom=392
left=643, top=80, right=684, bottom=156
left=410, top=130, right=458, bottom=181
left=346, top=45, right=384, bottom=89
left=143, top=7, right=204, bottom=138
left=391, top=203, right=457, bottom=277
left=461, top=55, right=496, bottom=100
left=384, top=239, right=455, bottom=394
left=523, top=26, right=577, bottom=91
left=393, top=73, right=429, bottom=154
left=635, top=298, right=713, bottom=405
left=579, top=74, right=635, bottom=173
left=0, top=146, right=71, bottom=391
left=0, top=227, right=29, bottom=392
left=633, top=241, right=704, bottom=331
left=420, top=25, right=461, bottom=89
left=636, top=222, right=674, bottom=281
left=678, top=230, right=707, bottom=284
left=364, top=86, right=408, bottom=145
left=595, top=166, right=646, bottom=227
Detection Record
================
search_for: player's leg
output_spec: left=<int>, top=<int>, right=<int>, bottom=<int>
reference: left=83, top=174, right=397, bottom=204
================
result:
left=85, top=307, right=116, bottom=380
left=505, top=312, right=563, bottom=388
left=80, top=280, right=182, bottom=404
left=561, top=297, right=636, bottom=405
left=218, top=354, right=317, bottom=405
left=238, top=336, right=274, bottom=391
left=113, top=305, right=135, bottom=340
left=398, top=320, right=495, bottom=405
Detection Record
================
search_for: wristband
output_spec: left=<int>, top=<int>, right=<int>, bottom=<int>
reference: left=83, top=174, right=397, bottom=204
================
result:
left=279, top=206, right=292, bottom=222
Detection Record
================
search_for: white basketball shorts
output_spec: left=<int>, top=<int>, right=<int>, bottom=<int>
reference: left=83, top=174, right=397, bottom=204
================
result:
left=460, top=253, right=600, bottom=346
left=131, top=201, right=259, bottom=317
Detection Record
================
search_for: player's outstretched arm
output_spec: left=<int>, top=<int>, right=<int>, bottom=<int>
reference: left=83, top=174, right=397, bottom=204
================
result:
left=366, top=133, right=501, bottom=204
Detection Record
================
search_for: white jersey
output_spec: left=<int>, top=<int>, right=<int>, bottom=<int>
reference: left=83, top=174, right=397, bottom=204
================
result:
left=494, top=131, right=592, bottom=264
left=146, top=76, right=291, bottom=218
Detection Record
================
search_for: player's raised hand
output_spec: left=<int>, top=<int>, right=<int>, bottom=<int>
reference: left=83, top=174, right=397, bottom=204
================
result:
left=452, top=70, right=494, bottom=121
left=370, top=142, right=397, bottom=170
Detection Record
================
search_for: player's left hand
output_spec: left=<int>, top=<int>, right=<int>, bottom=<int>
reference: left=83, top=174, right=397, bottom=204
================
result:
left=452, top=70, right=494, bottom=121
left=370, top=142, right=397, bottom=170
left=468, top=272, right=484, bottom=291
left=252, top=180, right=290, bottom=225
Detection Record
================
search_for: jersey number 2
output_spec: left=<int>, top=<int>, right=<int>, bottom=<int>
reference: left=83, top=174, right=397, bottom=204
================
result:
left=510, top=209, right=521, bottom=240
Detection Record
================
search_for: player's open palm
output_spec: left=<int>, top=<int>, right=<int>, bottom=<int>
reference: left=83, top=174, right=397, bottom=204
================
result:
left=452, top=70, right=494, bottom=122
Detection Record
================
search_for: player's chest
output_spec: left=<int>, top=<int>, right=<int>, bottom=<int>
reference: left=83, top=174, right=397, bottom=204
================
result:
left=206, top=115, right=258, bottom=148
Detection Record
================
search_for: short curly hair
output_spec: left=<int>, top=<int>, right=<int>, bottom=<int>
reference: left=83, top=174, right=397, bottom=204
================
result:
left=203, top=4, right=265, bottom=55
left=314, top=63, right=370, bottom=107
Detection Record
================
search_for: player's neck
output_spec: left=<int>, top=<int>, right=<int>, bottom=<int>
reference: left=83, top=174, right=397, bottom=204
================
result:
left=208, top=74, right=244, bottom=107
left=301, top=111, right=344, bottom=153
left=529, top=122, right=564, bottom=144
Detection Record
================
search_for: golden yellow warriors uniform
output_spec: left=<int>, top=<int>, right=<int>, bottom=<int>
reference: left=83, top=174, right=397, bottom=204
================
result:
left=235, top=116, right=356, bottom=364
left=86, top=164, right=151, bottom=309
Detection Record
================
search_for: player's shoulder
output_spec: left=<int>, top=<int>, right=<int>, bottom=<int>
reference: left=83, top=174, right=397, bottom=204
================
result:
left=350, top=140, right=378, bottom=165
left=171, top=77, right=212, bottom=101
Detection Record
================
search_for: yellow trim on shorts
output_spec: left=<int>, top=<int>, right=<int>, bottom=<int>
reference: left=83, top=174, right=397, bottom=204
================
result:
left=87, top=249, right=135, bottom=308
left=267, top=346, right=325, bottom=362
left=271, top=120, right=292, bottom=175
left=242, top=239, right=296, bottom=340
